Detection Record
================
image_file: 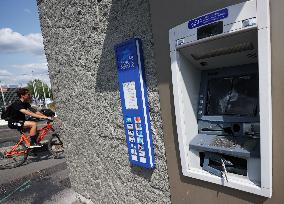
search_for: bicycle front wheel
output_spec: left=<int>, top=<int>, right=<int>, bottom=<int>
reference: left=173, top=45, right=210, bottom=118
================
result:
left=48, top=134, right=64, bottom=159
left=0, top=139, right=28, bottom=169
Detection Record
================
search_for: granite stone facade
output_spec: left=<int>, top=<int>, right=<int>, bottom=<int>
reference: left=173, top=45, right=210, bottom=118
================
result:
left=37, top=0, right=170, bottom=203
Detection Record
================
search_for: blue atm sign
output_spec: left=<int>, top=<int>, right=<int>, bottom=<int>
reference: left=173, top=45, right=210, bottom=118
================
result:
left=114, top=38, right=155, bottom=169
left=188, top=8, right=228, bottom=29
left=116, top=45, right=137, bottom=71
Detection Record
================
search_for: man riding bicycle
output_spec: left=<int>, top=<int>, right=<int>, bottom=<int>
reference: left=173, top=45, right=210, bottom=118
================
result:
left=8, top=88, right=50, bottom=148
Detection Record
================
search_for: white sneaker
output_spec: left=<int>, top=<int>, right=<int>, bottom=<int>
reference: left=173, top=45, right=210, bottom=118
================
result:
left=29, top=142, right=42, bottom=149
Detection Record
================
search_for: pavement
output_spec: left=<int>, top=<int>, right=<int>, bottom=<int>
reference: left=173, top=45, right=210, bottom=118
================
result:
left=0, top=124, right=18, bottom=143
left=0, top=161, right=94, bottom=203
left=0, top=165, right=94, bottom=204
left=0, top=149, right=65, bottom=185
left=0, top=121, right=7, bottom=127
left=0, top=122, right=94, bottom=204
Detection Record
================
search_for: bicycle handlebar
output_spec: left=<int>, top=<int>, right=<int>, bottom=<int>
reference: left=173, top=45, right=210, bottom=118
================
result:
left=41, top=118, right=53, bottom=122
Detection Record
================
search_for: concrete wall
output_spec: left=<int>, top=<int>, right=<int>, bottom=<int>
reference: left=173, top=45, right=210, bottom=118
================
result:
left=37, top=0, right=170, bottom=203
left=149, top=0, right=284, bottom=203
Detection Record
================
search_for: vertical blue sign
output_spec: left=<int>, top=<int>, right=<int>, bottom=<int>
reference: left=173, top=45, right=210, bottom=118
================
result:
left=114, top=38, right=155, bottom=169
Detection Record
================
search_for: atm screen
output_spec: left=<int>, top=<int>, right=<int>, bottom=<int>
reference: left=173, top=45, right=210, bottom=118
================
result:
left=206, top=73, right=259, bottom=116
left=197, top=21, right=223, bottom=40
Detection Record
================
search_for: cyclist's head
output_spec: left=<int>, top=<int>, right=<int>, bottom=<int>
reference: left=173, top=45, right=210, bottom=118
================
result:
left=17, top=88, right=31, bottom=101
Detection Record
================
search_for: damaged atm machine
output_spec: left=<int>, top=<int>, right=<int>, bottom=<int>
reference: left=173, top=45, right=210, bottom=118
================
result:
left=169, top=0, right=272, bottom=197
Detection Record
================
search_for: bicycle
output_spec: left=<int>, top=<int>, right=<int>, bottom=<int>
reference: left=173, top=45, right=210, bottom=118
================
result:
left=0, top=118, right=64, bottom=169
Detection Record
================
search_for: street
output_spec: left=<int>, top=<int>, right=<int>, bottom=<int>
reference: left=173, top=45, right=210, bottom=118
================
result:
left=0, top=127, right=19, bottom=143
left=0, top=125, right=92, bottom=203
left=0, top=151, right=68, bottom=204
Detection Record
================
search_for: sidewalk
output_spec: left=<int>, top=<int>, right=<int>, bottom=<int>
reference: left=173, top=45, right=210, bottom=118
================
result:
left=0, top=120, right=7, bottom=127
left=0, top=151, right=93, bottom=203
left=0, top=168, right=94, bottom=204
left=0, top=153, right=66, bottom=186
left=43, top=188, right=94, bottom=204
left=0, top=167, right=94, bottom=204
left=0, top=120, right=94, bottom=203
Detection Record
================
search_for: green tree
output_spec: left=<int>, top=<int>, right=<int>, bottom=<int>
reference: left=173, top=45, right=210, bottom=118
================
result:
left=26, top=79, right=52, bottom=100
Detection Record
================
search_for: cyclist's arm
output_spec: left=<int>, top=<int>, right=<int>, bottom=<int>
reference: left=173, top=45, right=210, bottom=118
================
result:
left=19, top=109, right=48, bottom=119
left=35, top=111, right=46, bottom=117
left=27, top=107, right=46, bottom=117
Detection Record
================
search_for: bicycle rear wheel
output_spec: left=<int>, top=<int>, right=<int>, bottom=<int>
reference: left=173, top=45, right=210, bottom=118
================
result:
left=48, top=134, right=64, bottom=159
left=0, top=139, right=28, bottom=169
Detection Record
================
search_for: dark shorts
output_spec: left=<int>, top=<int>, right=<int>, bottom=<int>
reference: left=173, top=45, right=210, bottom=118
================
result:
left=8, top=121, right=24, bottom=131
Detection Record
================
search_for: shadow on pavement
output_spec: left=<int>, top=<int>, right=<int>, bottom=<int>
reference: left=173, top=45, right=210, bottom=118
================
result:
left=0, top=175, right=69, bottom=204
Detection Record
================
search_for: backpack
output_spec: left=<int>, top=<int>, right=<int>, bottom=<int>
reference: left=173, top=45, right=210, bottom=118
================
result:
left=1, top=105, right=13, bottom=121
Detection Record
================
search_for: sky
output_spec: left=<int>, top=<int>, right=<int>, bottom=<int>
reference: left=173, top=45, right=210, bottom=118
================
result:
left=0, top=0, right=50, bottom=87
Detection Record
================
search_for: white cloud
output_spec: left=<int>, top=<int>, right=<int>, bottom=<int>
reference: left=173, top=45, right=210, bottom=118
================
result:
left=11, top=62, right=48, bottom=72
left=14, top=74, right=51, bottom=86
left=0, top=63, right=50, bottom=87
left=0, top=28, right=44, bottom=55
left=0, top=72, right=50, bottom=87
left=0, top=69, right=11, bottom=76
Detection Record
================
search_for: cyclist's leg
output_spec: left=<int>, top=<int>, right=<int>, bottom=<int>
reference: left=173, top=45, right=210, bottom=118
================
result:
left=23, top=121, right=38, bottom=145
